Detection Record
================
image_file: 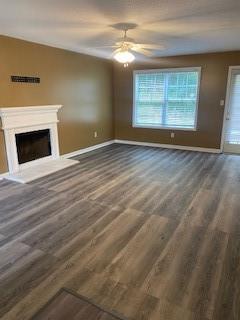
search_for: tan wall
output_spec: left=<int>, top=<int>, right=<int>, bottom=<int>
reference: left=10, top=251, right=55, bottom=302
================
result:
left=0, top=35, right=113, bottom=173
left=1, top=36, right=240, bottom=173
left=113, top=52, right=240, bottom=149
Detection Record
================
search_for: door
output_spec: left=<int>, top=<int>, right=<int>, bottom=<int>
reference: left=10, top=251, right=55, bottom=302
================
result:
left=223, top=67, right=240, bottom=153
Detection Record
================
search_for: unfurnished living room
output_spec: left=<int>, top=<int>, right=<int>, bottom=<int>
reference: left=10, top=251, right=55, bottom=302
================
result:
left=0, top=1, right=240, bottom=319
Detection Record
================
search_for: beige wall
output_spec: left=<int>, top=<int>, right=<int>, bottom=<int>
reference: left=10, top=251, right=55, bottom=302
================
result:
left=0, top=35, right=113, bottom=173
left=113, top=52, right=240, bottom=149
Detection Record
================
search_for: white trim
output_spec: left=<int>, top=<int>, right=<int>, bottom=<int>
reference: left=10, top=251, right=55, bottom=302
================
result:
left=114, top=139, right=221, bottom=153
left=132, top=67, right=201, bottom=131
left=133, top=67, right=202, bottom=74
left=132, top=124, right=197, bottom=131
left=220, top=66, right=240, bottom=152
left=61, top=140, right=115, bottom=159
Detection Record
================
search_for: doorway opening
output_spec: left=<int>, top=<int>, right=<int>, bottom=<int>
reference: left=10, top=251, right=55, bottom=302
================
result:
left=222, top=66, right=240, bottom=154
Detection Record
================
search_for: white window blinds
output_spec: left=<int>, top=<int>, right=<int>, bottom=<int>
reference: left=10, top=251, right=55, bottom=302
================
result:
left=133, top=69, right=200, bottom=130
left=225, top=72, right=240, bottom=144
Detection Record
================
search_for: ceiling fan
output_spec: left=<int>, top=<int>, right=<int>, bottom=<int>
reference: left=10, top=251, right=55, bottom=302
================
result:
left=96, top=25, right=164, bottom=67
left=113, top=28, right=163, bottom=67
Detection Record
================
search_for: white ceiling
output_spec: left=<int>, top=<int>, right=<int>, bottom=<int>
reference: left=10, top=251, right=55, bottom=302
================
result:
left=0, top=0, right=240, bottom=60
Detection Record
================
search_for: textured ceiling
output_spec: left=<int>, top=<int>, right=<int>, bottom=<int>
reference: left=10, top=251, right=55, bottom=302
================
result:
left=0, top=0, right=240, bottom=60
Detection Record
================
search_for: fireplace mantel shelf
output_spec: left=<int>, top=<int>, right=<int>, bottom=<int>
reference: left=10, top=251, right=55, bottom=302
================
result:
left=0, top=105, right=62, bottom=114
left=0, top=105, right=62, bottom=130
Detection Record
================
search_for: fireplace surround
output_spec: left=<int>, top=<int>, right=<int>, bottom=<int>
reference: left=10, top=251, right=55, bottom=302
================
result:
left=0, top=105, right=78, bottom=182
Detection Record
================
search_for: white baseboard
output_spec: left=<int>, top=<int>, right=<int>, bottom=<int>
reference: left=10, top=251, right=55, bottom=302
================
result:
left=61, top=140, right=115, bottom=159
left=0, top=138, right=221, bottom=180
left=114, top=139, right=221, bottom=154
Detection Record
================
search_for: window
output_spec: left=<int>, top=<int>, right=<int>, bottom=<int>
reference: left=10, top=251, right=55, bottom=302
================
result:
left=133, top=68, right=201, bottom=130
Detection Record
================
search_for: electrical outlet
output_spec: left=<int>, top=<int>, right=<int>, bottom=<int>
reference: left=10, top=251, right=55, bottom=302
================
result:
left=94, top=131, right=98, bottom=138
left=171, top=132, right=175, bottom=138
left=220, top=99, right=225, bottom=106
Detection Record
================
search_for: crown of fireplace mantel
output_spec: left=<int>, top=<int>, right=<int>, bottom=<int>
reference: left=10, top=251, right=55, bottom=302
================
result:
left=0, top=105, right=62, bottom=129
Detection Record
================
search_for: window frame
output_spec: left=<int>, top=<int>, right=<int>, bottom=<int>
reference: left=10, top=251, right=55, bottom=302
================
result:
left=132, top=67, right=201, bottom=131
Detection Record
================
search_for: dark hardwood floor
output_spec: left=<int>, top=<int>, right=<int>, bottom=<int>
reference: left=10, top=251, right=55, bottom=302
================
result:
left=0, top=143, right=240, bottom=320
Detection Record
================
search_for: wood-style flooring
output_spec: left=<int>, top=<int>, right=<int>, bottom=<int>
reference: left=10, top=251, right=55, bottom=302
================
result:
left=32, top=289, right=126, bottom=320
left=0, top=144, right=240, bottom=320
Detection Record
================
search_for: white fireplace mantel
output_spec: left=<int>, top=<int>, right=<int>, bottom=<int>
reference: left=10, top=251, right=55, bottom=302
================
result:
left=0, top=105, right=62, bottom=129
left=0, top=105, right=78, bottom=183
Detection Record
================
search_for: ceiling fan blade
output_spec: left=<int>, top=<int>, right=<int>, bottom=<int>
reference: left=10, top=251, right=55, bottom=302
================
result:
left=87, top=45, right=118, bottom=49
left=134, top=43, right=164, bottom=50
left=131, top=47, right=153, bottom=57
left=116, top=37, right=135, bottom=44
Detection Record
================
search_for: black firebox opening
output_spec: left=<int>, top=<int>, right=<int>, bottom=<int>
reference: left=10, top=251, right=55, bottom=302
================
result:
left=16, top=129, right=52, bottom=164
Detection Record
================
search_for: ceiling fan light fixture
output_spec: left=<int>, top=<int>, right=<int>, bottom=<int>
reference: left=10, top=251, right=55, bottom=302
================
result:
left=114, top=50, right=135, bottom=64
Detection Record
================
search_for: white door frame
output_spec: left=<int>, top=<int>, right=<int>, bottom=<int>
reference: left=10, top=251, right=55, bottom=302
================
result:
left=220, top=66, right=240, bottom=152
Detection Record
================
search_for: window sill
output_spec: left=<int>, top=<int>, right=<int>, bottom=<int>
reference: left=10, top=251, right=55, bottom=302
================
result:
left=132, top=124, right=197, bottom=131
